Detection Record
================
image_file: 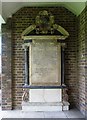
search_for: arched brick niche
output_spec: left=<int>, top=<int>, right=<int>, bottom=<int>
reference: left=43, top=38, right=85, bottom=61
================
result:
left=2, top=7, right=77, bottom=110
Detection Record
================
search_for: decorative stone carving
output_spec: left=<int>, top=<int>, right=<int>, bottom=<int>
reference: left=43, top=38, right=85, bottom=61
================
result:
left=63, top=88, right=69, bottom=102
left=21, top=10, right=69, bottom=37
left=22, top=89, right=29, bottom=102
left=35, top=10, right=54, bottom=34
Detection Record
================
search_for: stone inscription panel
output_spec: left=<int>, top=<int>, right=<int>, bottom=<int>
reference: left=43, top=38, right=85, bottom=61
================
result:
left=30, top=41, right=61, bottom=85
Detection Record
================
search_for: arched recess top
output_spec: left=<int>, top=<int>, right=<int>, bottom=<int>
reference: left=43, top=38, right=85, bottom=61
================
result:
left=21, top=10, right=69, bottom=39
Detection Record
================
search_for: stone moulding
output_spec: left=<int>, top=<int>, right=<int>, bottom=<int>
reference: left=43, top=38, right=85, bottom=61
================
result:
left=21, top=24, right=69, bottom=37
left=22, top=85, right=67, bottom=89
left=22, top=35, right=68, bottom=41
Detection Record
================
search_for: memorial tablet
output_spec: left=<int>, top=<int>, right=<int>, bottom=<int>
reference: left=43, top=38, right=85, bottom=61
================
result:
left=29, top=40, right=61, bottom=86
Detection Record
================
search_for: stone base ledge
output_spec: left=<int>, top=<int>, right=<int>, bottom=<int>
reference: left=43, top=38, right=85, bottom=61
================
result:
left=22, top=101, right=70, bottom=111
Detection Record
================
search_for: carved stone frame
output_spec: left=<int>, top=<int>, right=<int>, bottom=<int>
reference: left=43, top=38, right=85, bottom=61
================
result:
left=22, top=35, right=66, bottom=87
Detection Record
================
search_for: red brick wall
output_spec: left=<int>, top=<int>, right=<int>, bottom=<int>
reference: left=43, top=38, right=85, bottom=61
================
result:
left=0, top=74, right=1, bottom=89
left=2, top=19, right=12, bottom=110
left=2, top=7, right=77, bottom=110
left=77, top=7, right=87, bottom=116
left=85, top=6, right=87, bottom=118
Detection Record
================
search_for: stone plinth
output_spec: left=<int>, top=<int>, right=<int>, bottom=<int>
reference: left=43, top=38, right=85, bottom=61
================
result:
left=22, top=101, right=70, bottom=111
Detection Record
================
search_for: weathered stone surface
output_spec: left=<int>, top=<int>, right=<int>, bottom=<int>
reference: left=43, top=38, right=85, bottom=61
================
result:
left=30, top=41, right=61, bottom=85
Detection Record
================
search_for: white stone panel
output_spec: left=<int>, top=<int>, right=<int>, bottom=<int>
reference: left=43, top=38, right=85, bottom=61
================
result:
left=29, top=89, right=62, bottom=102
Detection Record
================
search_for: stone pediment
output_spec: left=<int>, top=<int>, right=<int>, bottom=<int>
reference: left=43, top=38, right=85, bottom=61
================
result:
left=21, top=10, right=69, bottom=39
